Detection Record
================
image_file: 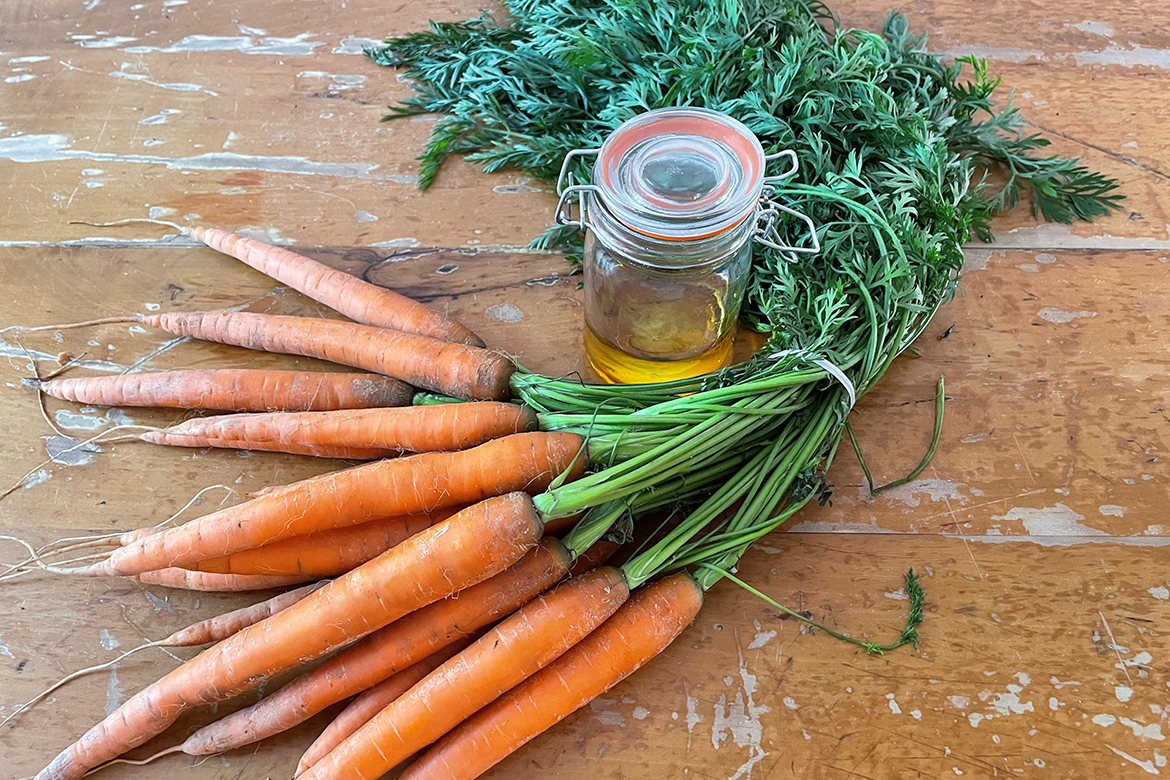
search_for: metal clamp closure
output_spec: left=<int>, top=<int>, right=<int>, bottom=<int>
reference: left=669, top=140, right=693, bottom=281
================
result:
left=555, top=148, right=602, bottom=230
left=754, top=149, right=819, bottom=261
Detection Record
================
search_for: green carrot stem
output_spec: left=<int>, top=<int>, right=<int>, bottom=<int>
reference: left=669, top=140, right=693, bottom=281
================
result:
left=850, top=376, right=945, bottom=495
left=696, top=564, right=924, bottom=655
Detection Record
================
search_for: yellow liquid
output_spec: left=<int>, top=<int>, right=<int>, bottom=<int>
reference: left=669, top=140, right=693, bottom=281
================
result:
left=585, top=320, right=735, bottom=383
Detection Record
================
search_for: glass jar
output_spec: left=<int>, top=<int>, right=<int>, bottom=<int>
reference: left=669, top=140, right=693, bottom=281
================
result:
left=556, top=107, right=817, bottom=383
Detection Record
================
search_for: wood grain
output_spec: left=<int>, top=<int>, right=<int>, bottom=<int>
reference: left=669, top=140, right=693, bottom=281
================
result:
left=2, top=1, right=1168, bottom=779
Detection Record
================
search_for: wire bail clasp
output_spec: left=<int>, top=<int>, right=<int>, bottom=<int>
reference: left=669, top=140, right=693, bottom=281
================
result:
left=555, top=148, right=602, bottom=230
left=753, top=149, right=820, bottom=261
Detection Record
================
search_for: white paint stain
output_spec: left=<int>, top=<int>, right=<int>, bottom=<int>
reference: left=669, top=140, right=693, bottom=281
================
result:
left=297, top=71, right=367, bottom=90
left=871, top=479, right=964, bottom=507
left=748, top=629, right=776, bottom=650
left=1118, top=685, right=1134, bottom=702
left=0, top=634, right=14, bottom=658
left=222, top=131, right=240, bottom=149
left=125, top=33, right=324, bottom=56
left=45, top=435, right=100, bottom=466
left=105, top=665, right=124, bottom=716
left=590, top=697, right=626, bottom=728
left=78, top=36, right=138, bottom=49
left=885, top=587, right=908, bottom=601
left=1071, top=44, right=1170, bottom=69
left=99, top=629, right=120, bottom=651
left=1119, top=651, right=1154, bottom=671
left=354, top=210, right=378, bottom=223
left=1119, top=718, right=1166, bottom=741
left=1049, top=697, right=1060, bottom=711
left=1018, top=263, right=1042, bottom=273
left=948, top=695, right=970, bottom=709
left=910, top=709, right=922, bottom=720
left=886, top=693, right=902, bottom=715
left=633, top=706, right=649, bottom=720
left=1038, top=307, right=1096, bottom=324
left=371, top=238, right=422, bottom=249
left=332, top=36, right=382, bottom=55
left=9, top=55, right=51, bottom=64
left=684, top=682, right=702, bottom=747
left=1095, top=714, right=1117, bottom=727
left=711, top=639, right=769, bottom=780
left=485, top=303, right=525, bottom=323
left=0, top=134, right=402, bottom=180
left=138, top=108, right=181, bottom=126
left=932, top=45, right=1048, bottom=63
left=1051, top=676, right=1081, bottom=690
left=782, top=696, right=798, bottom=710
left=1108, top=746, right=1160, bottom=775
left=1150, top=586, right=1170, bottom=600
left=968, top=713, right=984, bottom=728
left=992, top=503, right=1107, bottom=539
left=109, top=69, right=216, bottom=95
left=5, top=74, right=35, bottom=83
left=21, top=469, right=52, bottom=489
left=144, top=592, right=172, bottom=613
left=960, top=432, right=989, bottom=443
left=991, top=222, right=1170, bottom=251
left=1069, top=21, right=1115, bottom=37
left=493, top=177, right=542, bottom=194
left=1099, top=505, right=1127, bottom=517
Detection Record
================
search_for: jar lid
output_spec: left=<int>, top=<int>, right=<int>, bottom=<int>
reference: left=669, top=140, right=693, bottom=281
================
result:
left=593, top=107, right=765, bottom=241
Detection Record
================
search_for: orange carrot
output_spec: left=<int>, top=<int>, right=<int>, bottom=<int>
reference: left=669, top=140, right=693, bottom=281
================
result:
left=29, top=369, right=412, bottom=412
left=133, top=402, right=538, bottom=458
left=180, top=223, right=485, bottom=346
left=71, top=431, right=584, bottom=577
left=132, top=568, right=314, bottom=591
left=186, top=510, right=458, bottom=576
left=175, top=538, right=572, bottom=757
left=124, top=311, right=511, bottom=400
left=36, top=493, right=543, bottom=780
left=302, top=566, right=631, bottom=780
left=398, top=573, right=704, bottom=780
left=166, top=582, right=328, bottom=645
left=297, top=639, right=475, bottom=776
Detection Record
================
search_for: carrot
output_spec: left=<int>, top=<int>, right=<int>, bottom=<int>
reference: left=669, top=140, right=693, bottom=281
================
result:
left=0, top=583, right=325, bottom=729
left=175, top=538, right=572, bottom=757
left=132, top=402, right=538, bottom=458
left=69, top=431, right=584, bottom=577
left=186, top=510, right=458, bottom=576
left=35, top=493, right=543, bottom=780
left=28, top=369, right=413, bottom=412
left=297, top=639, right=475, bottom=776
left=399, top=573, right=704, bottom=780
left=133, top=568, right=315, bottom=591
left=177, top=222, right=485, bottom=347
left=129, top=311, right=510, bottom=400
left=167, top=581, right=328, bottom=645
left=302, top=566, right=631, bottom=780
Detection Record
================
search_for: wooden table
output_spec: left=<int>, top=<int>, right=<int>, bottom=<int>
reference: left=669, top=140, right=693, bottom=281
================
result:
left=1, top=2, right=1167, bottom=778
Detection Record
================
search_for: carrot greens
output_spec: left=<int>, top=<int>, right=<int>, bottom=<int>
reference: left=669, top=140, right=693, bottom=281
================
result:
left=370, top=0, right=1122, bottom=652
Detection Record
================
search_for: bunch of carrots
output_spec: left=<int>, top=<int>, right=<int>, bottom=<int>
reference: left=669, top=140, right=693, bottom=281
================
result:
left=2, top=219, right=919, bottom=780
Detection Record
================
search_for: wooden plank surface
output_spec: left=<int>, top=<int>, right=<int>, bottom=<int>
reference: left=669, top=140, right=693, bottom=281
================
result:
left=1, top=1, right=1168, bottom=779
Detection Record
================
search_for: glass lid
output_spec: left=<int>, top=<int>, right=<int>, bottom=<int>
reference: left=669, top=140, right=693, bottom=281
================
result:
left=593, top=107, right=765, bottom=241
